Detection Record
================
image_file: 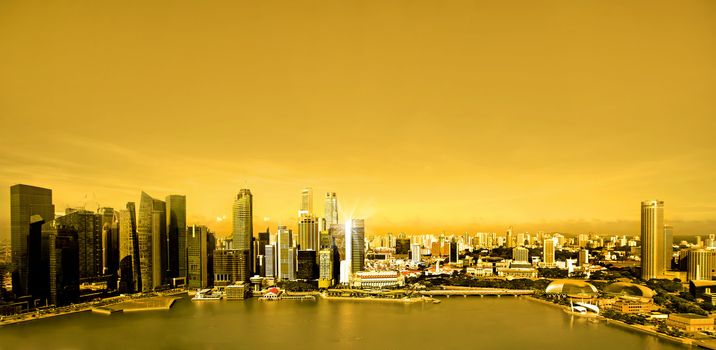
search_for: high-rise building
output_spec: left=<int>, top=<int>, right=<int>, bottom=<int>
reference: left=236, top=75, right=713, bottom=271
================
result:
left=287, top=247, right=297, bottom=281
left=411, top=244, right=421, bottom=263
left=232, top=189, right=253, bottom=280
left=318, top=249, right=333, bottom=288
left=298, top=216, right=319, bottom=251
left=56, top=209, right=103, bottom=281
left=257, top=229, right=270, bottom=276
left=348, top=219, right=365, bottom=273
left=277, top=226, right=293, bottom=280
left=664, top=224, right=674, bottom=271
left=687, top=249, right=716, bottom=281
left=49, top=223, right=80, bottom=306
left=187, top=225, right=208, bottom=289
left=297, top=250, right=318, bottom=280
left=10, top=184, right=55, bottom=297
left=232, top=189, right=253, bottom=251
left=166, top=195, right=186, bottom=280
left=99, top=207, right=119, bottom=288
left=265, top=244, right=276, bottom=278
left=543, top=238, right=555, bottom=267
left=118, top=202, right=140, bottom=293
left=213, top=249, right=248, bottom=287
left=449, top=240, right=458, bottom=263
left=512, top=246, right=529, bottom=262
left=506, top=226, right=514, bottom=248
left=137, top=192, right=167, bottom=291
left=578, top=249, right=589, bottom=266
left=395, top=238, right=411, bottom=256
left=299, top=187, right=313, bottom=217
left=324, top=192, right=338, bottom=228
left=641, top=200, right=665, bottom=280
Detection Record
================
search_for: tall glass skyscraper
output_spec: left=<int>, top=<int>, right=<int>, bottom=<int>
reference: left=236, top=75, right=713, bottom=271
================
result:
left=324, top=192, right=338, bottom=228
left=56, top=209, right=103, bottom=280
left=350, top=219, right=365, bottom=273
left=166, top=195, right=186, bottom=280
left=10, top=184, right=55, bottom=297
left=118, top=202, right=140, bottom=292
left=186, top=225, right=208, bottom=289
left=664, top=224, right=674, bottom=271
left=277, top=225, right=292, bottom=280
left=298, top=216, right=319, bottom=251
left=641, top=200, right=665, bottom=280
left=138, top=192, right=166, bottom=291
left=232, top=189, right=253, bottom=251
left=299, top=187, right=313, bottom=217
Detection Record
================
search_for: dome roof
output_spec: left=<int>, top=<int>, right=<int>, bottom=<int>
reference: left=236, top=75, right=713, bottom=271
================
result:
left=604, top=282, right=655, bottom=299
left=545, top=279, right=598, bottom=297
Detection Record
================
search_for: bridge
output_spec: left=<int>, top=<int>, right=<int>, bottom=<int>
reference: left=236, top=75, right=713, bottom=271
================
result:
left=418, top=288, right=534, bottom=297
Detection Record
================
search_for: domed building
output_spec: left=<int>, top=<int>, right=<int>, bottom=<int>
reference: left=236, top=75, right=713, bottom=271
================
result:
left=604, top=282, right=655, bottom=302
left=545, top=279, right=599, bottom=298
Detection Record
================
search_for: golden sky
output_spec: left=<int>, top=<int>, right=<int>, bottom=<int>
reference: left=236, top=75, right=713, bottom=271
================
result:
left=1, top=0, right=715, bottom=237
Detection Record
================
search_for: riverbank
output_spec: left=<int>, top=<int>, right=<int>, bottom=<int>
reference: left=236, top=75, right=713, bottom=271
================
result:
left=321, top=294, right=434, bottom=304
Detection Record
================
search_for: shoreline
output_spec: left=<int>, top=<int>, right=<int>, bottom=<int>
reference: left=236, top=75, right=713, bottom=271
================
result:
left=523, top=296, right=693, bottom=347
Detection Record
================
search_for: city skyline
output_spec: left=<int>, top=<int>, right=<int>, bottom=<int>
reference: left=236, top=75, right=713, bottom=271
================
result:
left=1, top=0, right=715, bottom=237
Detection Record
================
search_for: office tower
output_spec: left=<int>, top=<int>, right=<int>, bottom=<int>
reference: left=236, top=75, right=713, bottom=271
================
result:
left=27, top=215, right=49, bottom=304
left=641, top=200, right=665, bottom=280
left=232, top=189, right=253, bottom=250
left=578, top=249, right=589, bottom=266
left=257, top=229, right=270, bottom=276
left=206, top=231, right=216, bottom=287
left=318, top=249, right=333, bottom=288
left=298, top=216, right=319, bottom=251
left=300, top=187, right=313, bottom=217
left=187, top=225, right=208, bottom=289
left=512, top=246, right=529, bottom=262
left=324, top=192, right=338, bottom=227
left=55, top=209, right=103, bottom=281
left=287, top=247, right=297, bottom=280
left=118, top=202, right=140, bottom=293
left=212, top=249, right=248, bottom=287
left=449, top=240, right=458, bottom=263
left=100, top=207, right=119, bottom=286
left=166, top=195, right=186, bottom=280
left=506, top=226, right=514, bottom=248
left=687, top=249, right=716, bottom=281
left=232, top=189, right=253, bottom=280
left=297, top=250, right=318, bottom=280
left=411, top=244, right=421, bottom=263
left=543, top=238, right=555, bottom=267
left=348, top=219, right=365, bottom=273
left=277, top=226, right=293, bottom=280
left=137, top=192, right=167, bottom=291
left=395, top=238, right=410, bottom=256
left=50, top=223, right=80, bottom=306
left=265, top=244, right=276, bottom=278
left=664, top=224, right=674, bottom=270
left=10, top=184, right=55, bottom=297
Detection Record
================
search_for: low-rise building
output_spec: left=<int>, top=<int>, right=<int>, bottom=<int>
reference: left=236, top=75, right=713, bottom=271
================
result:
left=350, top=271, right=405, bottom=289
left=666, top=313, right=715, bottom=332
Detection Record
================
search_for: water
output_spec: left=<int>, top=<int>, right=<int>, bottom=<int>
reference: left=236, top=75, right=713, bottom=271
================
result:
left=0, top=296, right=684, bottom=350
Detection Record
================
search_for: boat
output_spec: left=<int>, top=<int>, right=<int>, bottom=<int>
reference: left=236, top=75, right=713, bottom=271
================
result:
left=432, top=299, right=441, bottom=304
left=191, top=289, right=222, bottom=301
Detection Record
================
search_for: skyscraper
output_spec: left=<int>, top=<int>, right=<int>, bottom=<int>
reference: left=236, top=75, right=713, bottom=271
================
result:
left=186, top=225, right=208, bottom=289
left=664, top=224, right=674, bottom=271
left=100, top=207, right=119, bottom=287
left=297, top=250, right=318, bottom=280
left=166, top=195, right=186, bottom=281
left=349, top=219, right=365, bottom=273
left=232, top=189, right=253, bottom=280
left=118, top=202, right=140, bottom=292
left=232, top=189, right=253, bottom=250
left=56, top=209, right=103, bottom=280
left=299, top=187, right=313, bottom=217
left=298, top=216, right=319, bottom=251
left=318, top=249, right=333, bottom=288
left=137, top=192, right=167, bottom=291
left=641, top=200, right=665, bottom=280
left=506, top=226, right=514, bottom=248
left=10, top=184, right=55, bottom=297
left=410, top=244, right=421, bottom=263
left=543, top=238, right=555, bottom=267
left=687, top=249, right=716, bottom=281
left=265, top=244, right=276, bottom=278
left=324, top=192, right=338, bottom=227
left=277, top=225, right=293, bottom=280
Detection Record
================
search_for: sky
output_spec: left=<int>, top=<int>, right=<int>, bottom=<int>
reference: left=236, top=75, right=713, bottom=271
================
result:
left=1, top=0, right=715, bottom=238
